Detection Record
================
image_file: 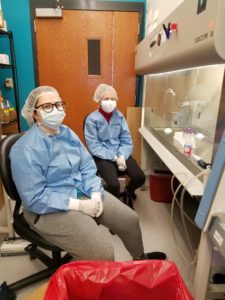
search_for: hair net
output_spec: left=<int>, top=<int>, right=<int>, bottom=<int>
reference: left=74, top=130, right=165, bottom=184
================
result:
left=93, top=84, right=118, bottom=103
left=22, top=86, right=60, bottom=126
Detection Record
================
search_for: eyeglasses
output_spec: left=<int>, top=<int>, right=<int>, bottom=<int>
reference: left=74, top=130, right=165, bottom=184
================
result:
left=35, top=101, right=65, bottom=113
left=101, top=97, right=116, bottom=101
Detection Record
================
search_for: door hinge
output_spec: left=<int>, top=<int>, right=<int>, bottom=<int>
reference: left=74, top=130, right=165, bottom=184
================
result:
left=33, top=20, right=36, bottom=33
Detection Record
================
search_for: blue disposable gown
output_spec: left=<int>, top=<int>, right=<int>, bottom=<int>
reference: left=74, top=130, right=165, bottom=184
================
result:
left=84, top=109, right=133, bottom=161
left=10, top=124, right=103, bottom=214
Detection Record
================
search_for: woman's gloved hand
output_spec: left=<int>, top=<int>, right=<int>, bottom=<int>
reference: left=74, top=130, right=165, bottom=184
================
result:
left=69, top=197, right=103, bottom=217
left=91, top=191, right=102, bottom=202
left=115, top=155, right=127, bottom=171
left=91, top=192, right=103, bottom=217
left=80, top=198, right=103, bottom=217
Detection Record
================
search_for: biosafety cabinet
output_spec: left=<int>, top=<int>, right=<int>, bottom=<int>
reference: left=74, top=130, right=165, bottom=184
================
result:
left=135, top=0, right=225, bottom=196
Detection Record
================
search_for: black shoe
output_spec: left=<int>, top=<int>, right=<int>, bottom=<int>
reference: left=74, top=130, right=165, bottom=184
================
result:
left=212, top=273, right=225, bottom=284
left=138, top=252, right=167, bottom=260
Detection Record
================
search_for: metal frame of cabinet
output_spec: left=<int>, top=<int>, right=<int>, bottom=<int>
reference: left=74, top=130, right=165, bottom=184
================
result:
left=0, top=28, right=20, bottom=132
left=0, top=29, right=19, bottom=238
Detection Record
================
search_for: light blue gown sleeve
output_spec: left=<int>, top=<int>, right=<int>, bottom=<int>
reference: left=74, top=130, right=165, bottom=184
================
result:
left=84, top=116, right=116, bottom=160
left=117, top=117, right=133, bottom=159
left=10, top=146, right=71, bottom=214
left=78, top=141, right=103, bottom=196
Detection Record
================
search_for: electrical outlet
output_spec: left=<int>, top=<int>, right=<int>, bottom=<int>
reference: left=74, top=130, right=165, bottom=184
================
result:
left=5, top=78, right=13, bottom=88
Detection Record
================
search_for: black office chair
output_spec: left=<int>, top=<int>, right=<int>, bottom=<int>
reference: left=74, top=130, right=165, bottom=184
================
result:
left=0, top=133, right=72, bottom=294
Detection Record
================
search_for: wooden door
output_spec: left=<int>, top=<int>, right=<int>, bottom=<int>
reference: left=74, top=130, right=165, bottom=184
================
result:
left=35, top=10, right=139, bottom=141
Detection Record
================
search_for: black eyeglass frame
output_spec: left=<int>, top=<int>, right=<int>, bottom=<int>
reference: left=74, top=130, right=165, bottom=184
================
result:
left=35, top=101, right=66, bottom=113
left=100, top=97, right=117, bottom=101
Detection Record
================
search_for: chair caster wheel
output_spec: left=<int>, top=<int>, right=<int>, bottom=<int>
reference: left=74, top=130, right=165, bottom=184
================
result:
left=25, top=244, right=37, bottom=259
left=29, top=253, right=37, bottom=260
left=109, top=229, right=116, bottom=235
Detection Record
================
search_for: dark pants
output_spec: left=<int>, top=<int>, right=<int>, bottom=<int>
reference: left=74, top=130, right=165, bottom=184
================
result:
left=93, top=156, right=146, bottom=198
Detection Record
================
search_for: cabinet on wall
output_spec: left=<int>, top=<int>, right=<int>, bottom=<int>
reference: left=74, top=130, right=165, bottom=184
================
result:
left=0, top=28, right=20, bottom=134
left=0, top=30, right=18, bottom=238
left=0, top=122, right=3, bottom=211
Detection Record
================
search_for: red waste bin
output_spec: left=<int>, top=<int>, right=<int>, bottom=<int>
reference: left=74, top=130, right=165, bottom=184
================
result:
left=150, top=170, right=174, bottom=203
left=44, top=260, right=193, bottom=300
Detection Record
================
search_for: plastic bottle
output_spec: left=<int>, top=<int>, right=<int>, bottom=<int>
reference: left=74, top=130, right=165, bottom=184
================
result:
left=183, top=128, right=193, bottom=156
left=5, top=100, right=16, bottom=121
left=9, top=107, right=16, bottom=121
left=2, top=99, right=10, bottom=123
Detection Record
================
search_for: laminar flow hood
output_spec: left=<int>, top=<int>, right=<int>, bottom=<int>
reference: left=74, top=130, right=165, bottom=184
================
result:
left=135, top=0, right=225, bottom=75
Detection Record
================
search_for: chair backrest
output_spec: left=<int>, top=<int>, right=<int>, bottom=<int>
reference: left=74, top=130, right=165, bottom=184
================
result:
left=83, top=113, right=93, bottom=149
left=0, top=133, right=65, bottom=250
left=83, top=114, right=89, bottom=133
left=0, top=133, right=23, bottom=214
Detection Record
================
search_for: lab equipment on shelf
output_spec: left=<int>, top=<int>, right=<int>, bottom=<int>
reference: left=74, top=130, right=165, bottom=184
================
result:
left=0, top=29, right=20, bottom=133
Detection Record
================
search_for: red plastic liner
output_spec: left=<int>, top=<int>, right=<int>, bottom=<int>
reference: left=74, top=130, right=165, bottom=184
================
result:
left=44, top=260, right=193, bottom=300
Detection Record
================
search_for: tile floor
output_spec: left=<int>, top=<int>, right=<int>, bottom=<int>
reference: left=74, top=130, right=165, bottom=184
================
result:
left=0, top=187, right=201, bottom=299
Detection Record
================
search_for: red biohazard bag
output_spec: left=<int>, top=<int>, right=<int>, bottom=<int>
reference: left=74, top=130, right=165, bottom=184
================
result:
left=44, top=260, right=193, bottom=300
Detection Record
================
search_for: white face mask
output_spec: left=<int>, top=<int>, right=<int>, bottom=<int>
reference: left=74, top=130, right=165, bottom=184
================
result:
left=39, top=107, right=66, bottom=130
left=101, top=100, right=117, bottom=113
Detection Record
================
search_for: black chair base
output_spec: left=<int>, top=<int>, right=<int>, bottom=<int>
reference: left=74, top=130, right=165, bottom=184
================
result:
left=8, top=245, right=72, bottom=292
left=120, top=190, right=134, bottom=210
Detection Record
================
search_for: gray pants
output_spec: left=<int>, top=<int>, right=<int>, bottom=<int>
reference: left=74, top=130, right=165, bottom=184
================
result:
left=23, top=191, right=144, bottom=260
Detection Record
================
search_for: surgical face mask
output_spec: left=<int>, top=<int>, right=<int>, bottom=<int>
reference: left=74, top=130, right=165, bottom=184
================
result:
left=39, top=107, right=66, bottom=130
left=101, top=100, right=117, bottom=113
